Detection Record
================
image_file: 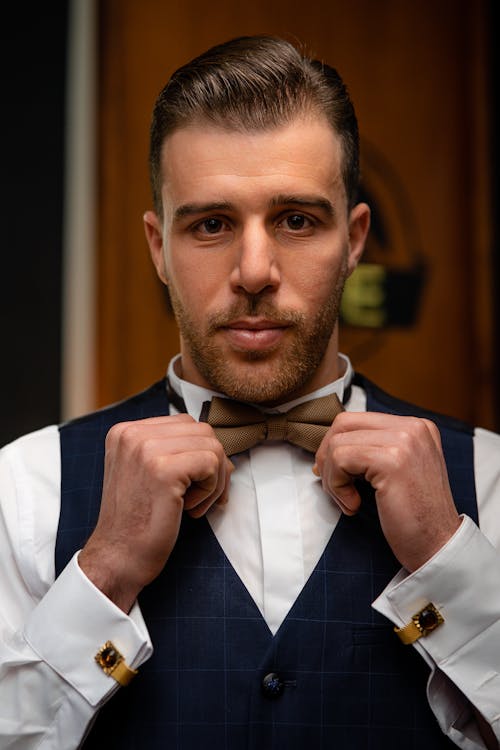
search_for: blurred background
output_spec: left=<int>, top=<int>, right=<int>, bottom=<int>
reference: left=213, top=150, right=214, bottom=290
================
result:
left=1, top=0, right=499, bottom=446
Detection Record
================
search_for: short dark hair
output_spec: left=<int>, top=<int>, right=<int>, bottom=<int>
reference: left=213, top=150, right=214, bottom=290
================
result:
left=149, top=35, right=360, bottom=215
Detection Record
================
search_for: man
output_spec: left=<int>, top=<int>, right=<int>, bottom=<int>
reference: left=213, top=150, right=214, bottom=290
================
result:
left=1, top=35, right=499, bottom=750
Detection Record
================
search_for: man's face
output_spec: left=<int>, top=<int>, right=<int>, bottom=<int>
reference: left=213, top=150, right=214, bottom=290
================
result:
left=145, top=117, right=369, bottom=404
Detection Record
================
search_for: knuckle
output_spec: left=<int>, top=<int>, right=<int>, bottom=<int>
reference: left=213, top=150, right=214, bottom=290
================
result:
left=175, top=413, right=195, bottom=422
left=411, top=416, right=428, bottom=435
left=408, top=416, right=429, bottom=437
left=106, top=421, right=137, bottom=451
left=204, top=449, right=221, bottom=473
left=153, top=456, right=183, bottom=488
left=392, top=434, right=412, bottom=465
left=208, top=436, right=225, bottom=455
left=197, top=421, right=216, bottom=437
left=333, top=411, right=350, bottom=429
left=399, top=417, right=439, bottom=453
left=330, top=442, right=351, bottom=469
left=422, top=417, right=441, bottom=440
left=106, top=421, right=127, bottom=443
left=398, top=418, right=422, bottom=445
left=387, top=444, right=404, bottom=468
left=323, top=431, right=342, bottom=456
left=136, top=437, right=157, bottom=462
left=120, top=422, right=142, bottom=444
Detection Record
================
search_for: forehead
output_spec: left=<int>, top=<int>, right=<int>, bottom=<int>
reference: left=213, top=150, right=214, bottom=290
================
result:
left=159, top=117, right=346, bottom=212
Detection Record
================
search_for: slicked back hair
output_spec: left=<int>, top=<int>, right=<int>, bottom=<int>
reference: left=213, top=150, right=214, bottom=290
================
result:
left=149, top=36, right=360, bottom=216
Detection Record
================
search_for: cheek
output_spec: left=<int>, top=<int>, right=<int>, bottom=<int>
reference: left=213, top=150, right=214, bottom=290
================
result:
left=167, top=253, right=227, bottom=312
left=289, top=254, right=347, bottom=304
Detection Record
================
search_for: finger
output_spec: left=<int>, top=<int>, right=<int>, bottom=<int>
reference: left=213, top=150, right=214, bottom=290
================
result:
left=189, top=457, right=235, bottom=517
left=105, top=417, right=203, bottom=457
left=135, top=433, right=226, bottom=459
left=109, top=416, right=212, bottom=444
left=215, top=458, right=235, bottom=507
left=331, top=485, right=361, bottom=515
left=106, top=413, right=196, bottom=439
left=324, top=411, right=438, bottom=437
left=327, top=416, right=444, bottom=471
left=323, top=471, right=362, bottom=514
left=421, top=418, right=444, bottom=452
left=315, top=439, right=395, bottom=513
left=313, top=460, right=362, bottom=514
left=122, top=413, right=196, bottom=426
left=182, top=451, right=232, bottom=511
left=315, top=419, right=442, bottom=477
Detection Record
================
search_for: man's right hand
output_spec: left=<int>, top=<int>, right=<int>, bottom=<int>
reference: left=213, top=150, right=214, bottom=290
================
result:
left=78, top=414, right=232, bottom=613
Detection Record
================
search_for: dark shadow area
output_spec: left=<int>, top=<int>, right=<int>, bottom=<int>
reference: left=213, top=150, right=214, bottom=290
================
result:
left=490, top=0, right=500, bottom=430
left=0, top=2, right=68, bottom=445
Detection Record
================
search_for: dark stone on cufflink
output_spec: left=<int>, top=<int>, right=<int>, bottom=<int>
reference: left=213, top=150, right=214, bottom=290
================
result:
left=100, top=645, right=119, bottom=668
left=418, top=607, right=439, bottom=632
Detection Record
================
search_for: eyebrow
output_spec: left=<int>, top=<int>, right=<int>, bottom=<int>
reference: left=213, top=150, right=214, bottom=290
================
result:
left=173, top=201, right=233, bottom=221
left=269, top=194, right=336, bottom=218
left=172, top=194, right=336, bottom=222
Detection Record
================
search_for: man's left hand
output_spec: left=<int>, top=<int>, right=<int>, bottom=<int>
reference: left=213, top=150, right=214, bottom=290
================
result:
left=314, top=412, right=462, bottom=572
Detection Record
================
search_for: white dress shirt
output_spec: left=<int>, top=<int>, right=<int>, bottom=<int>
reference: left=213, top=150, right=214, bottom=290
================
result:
left=0, top=354, right=499, bottom=749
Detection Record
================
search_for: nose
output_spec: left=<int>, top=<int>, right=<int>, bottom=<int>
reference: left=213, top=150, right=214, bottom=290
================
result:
left=229, top=222, right=280, bottom=295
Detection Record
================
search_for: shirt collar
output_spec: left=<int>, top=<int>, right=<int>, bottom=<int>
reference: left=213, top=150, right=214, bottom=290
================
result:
left=167, top=353, right=353, bottom=420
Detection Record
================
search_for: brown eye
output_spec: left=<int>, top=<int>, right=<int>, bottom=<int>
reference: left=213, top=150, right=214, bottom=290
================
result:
left=202, top=218, right=224, bottom=234
left=282, top=213, right=317, bottom=232
left=286, top=214, right=307, bottom=230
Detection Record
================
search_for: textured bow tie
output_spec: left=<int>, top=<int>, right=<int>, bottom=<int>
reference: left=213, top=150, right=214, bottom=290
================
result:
left=200, top=392, right=344, bottom=456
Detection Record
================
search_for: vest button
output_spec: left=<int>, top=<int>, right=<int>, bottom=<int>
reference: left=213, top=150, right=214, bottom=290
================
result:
left=262, top=672, right=284, bottom=699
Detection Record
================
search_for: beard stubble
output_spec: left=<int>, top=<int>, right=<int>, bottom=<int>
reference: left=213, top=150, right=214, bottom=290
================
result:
left=168, top=264, right=347, bottom=404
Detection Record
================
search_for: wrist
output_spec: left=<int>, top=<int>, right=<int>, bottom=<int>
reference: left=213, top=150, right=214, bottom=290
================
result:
left=78, top=542, right=142, bottom=613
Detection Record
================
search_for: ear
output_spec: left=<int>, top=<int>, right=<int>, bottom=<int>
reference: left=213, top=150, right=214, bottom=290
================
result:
left=346, top=202, right=370, bottom=275
left=144, top=210, right=168, bottom=285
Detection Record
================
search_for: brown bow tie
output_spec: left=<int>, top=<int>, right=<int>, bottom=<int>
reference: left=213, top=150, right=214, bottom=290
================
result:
left=202, top=392, right=344, bottom=456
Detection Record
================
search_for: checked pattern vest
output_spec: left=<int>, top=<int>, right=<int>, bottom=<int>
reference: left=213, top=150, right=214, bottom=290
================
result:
left=56, top=374, right=478, bottom=749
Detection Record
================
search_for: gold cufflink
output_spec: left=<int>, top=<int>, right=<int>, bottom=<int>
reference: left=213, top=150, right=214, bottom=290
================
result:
left=95, top=641, right=138, bottom=686
left=394, top=603, right=444, bottom=645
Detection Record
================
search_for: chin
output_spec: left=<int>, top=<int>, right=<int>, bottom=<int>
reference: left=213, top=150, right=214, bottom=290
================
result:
left=209, top=358, right=312, bottom=405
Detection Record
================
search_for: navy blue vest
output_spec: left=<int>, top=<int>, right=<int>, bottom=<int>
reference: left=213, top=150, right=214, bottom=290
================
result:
left=57, top=375, right=478, bottom=749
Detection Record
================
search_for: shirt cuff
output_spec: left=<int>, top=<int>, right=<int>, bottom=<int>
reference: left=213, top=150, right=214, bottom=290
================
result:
left=373, top=515, right=500, bottom=730
left=23, top=552, right=153, bottom=707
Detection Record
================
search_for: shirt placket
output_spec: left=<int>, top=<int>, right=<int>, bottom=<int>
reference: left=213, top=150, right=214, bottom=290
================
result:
left=251, top=444, right=305, bottom=634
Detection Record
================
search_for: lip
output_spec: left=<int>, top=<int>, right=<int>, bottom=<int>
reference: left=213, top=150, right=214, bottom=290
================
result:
left=226, top=317, right=288, bottom=331
left=221, top=318, right=290, bottom=351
